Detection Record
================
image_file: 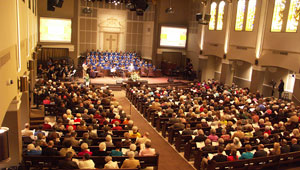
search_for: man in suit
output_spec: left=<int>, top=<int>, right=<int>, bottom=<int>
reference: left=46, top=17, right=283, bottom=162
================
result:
left=211, top=146, right=227, bottom=162
left=278, top=79, right=284, bottom=99
left=121, top=151, right=141, bottom=169
left=254, top=144, right=267, bottom=158
left=280, top=139, right=290, bottom=153
left=182, top=124, right=193, bottom=135
left=42, top=140, right=60, bottom=156
left=63, top=132, right=80, bottom=147
left=58, top=152, right=79, bottom=169
left=291, top=138, right=300, bottom=152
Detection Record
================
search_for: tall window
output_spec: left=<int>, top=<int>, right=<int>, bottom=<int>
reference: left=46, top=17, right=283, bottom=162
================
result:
left=245, top=0, right=257, bottom=31
left=271, top=0, right=287, bottom=32
left=209, top=2, right=217, bottom=30
left=286, top=0, right=300, bottom=32
left=217, top=1, right=226, bottom=30
left=235, top=0, right=246, bottom=31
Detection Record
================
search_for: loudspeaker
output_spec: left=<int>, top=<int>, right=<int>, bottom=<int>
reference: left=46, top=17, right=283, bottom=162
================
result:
left=19, top=76, right=28, bottom=92
left=47, top=0, right=56, bottom=11
left=56, top=0, right=64, bottom=8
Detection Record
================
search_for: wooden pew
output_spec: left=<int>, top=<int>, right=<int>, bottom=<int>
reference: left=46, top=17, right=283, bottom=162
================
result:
left=22, top=154, right=159, bottom=170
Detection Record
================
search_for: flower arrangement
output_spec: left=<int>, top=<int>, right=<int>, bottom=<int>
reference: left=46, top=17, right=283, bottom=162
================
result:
left=130, top=71, right=140, bottom=82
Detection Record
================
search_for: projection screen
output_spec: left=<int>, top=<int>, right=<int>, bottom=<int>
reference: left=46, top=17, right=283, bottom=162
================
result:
left=40, top=17, right=72, bottom=43
left=160, top=26, right=187, bottom=48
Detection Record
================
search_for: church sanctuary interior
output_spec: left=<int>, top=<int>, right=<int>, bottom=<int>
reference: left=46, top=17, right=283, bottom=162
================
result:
left=2, top=0, right=300, bottom=170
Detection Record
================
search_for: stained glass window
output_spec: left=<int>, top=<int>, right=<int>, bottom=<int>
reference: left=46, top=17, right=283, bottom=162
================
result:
left=245, top=0, right=257, bottom=31
left=286, top=0, right=300, bottom=32
left=217, top=1, right=226, bottom=30
left=209, top=2, right=217, bottom=30
left=271, top=0, right=287, bottom=32
left=235, top=0, right=246, bottom=31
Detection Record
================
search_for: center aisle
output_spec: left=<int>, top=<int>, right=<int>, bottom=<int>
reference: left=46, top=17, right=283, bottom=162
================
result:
left=113, top=91, right=196, bottom=170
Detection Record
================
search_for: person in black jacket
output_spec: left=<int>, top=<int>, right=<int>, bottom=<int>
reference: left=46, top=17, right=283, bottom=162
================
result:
left=291, top=138, right=300, bottom=152
left=211, top=146, right=227, bottom=162
left=253, top=144, right=267, bottom=158
left=42, top=141, right=60, bottom=156
left=58, top=152, right=79, bottom=169
left=280, top=139, right=290, bottom=153
left=278, top=79, right=284, bottom=99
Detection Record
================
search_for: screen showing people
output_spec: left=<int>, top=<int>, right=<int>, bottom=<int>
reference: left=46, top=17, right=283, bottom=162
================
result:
left=160, top=26, right=187, bottom=48
left=40, top=17, right=72, bottom=43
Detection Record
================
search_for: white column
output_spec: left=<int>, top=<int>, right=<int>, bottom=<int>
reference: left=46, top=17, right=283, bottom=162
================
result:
left=224, top=2, right=233, bottom=55
left=255, top=0, right=269, bottom=59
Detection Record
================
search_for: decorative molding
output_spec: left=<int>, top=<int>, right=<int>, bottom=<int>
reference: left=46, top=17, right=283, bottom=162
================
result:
left=41, top=45, right=75, bottom=52
left=222, top=59, right=230, bottom=64
left=7, top=98, right=21, bottom=112
left=233, top=76, right=251, bottom=82
left=0, top=52, right=11, bottom=69
left=157, top=48, right=186, bottom=55
left=252, top=65, right=266, bottom=71
left=198, top=55, right=208, bottom=59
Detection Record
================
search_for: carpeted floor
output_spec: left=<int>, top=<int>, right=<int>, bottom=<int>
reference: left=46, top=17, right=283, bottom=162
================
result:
left=113, top=91, right=196, bottom=170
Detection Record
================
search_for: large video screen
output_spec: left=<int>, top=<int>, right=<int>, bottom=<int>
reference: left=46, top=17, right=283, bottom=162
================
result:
left=160, top=26, right=187, bottom=48
left=40, top=17, right=72, bottom=43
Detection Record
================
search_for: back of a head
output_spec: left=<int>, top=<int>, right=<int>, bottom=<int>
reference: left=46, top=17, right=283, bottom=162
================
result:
left=64, top=140, right=72, bottom=148
left=105, top=156, right=112, bottom=162
left=81, top=143, right=89, bottom=150
left=83, top=153, right=90, bottom=160
left=145, top=141, right=151, bottom=148
left=218, top=146, right=224, bottom=153
left=65, top=151, right=73, bottom=160
left=245, top=144, right=252, bottom=152
left=127, top=151, right=135, bottom=158
left=71, top=132, right=77, bottom=137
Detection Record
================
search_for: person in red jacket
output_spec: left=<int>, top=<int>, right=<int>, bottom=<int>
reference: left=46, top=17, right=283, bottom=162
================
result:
left=43, top=117, right=52, bottom=130
left=112, top=121, right=123, bottom=131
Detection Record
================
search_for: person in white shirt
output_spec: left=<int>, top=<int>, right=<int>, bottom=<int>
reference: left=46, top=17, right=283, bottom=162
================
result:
left=104, top=156, right=119, bottom=169
left=21, top=123, right=34, bottom=140
left=78, top=153, right=95, bottom=169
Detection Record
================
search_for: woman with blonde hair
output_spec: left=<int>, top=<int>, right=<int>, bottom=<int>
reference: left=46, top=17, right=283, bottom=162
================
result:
left=270, top=142, right=281, bottom=155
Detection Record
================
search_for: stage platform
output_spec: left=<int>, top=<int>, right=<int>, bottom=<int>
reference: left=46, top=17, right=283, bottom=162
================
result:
left=76, top=76, right=189, bottom=86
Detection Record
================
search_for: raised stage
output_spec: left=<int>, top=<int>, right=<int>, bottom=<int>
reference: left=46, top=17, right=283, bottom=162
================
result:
left=76, top=76, right=189, bottom=85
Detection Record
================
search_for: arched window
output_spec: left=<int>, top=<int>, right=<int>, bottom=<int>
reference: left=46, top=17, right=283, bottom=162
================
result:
left=235, top=0, right=246, bottom=31
left=217, top=1, right=226, bottom=30
left=286, top=0, right=300, bottom=32
left=245, top=0, right=257, bottom=31
left=271, top=0, right=287, bottom=32
left=209, top=2, right=217, bottom=30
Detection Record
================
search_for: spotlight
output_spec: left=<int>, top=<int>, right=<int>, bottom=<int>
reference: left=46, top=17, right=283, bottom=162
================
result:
left=165, top=0, right=174, bottom=14
left=165, top=7, right=174, bottom=14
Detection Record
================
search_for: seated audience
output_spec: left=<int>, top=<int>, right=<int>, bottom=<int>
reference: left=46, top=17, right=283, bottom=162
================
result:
left=104, top=156, right=119, bottom=169
left=253, top=144, right=267, bottom=158
left=78, top=153, right=95, bottom=169
left=58, top=152, right=79, bottom=169
left=42, top=140, right=60, bottom=156
left=78, top=143, right=93, bottom=156
left=139, top=141, right=156, bottom=156
left=239, top=144, right=253, bottom=160
left=121, top=151, right=141, bottom=169
left=26, top=144, right=42, bottom=155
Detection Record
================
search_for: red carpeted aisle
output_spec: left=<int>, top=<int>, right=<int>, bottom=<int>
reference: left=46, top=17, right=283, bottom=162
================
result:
left=114, top=91, right=196, bottom=170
